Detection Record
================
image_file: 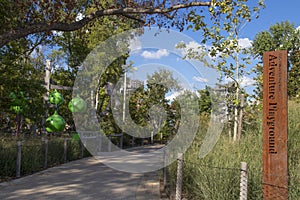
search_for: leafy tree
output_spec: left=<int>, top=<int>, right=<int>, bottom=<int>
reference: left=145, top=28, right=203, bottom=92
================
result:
left=1, top=0, right=264, bottom=49
left=252, top=21, right=300, bottom=98
left=198, top=86, right=212, bottom=115
left=170, top=89, right=199, bottom=146
left=0, top=44, right=46, bottom=134
left=128, top=69, right=181, bottom=142
left=0, top=0, right=210, bottom=47
left=0, top=1, right=138, bottom=134
left=43, top=5, right=141, bottom=135
left=181, top=0, right=265, bottom=141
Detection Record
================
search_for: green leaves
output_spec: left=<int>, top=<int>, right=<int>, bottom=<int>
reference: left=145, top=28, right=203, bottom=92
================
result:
left=198, top=87, right=212, bottom=115
left=252, top=21, right=300, bottom=98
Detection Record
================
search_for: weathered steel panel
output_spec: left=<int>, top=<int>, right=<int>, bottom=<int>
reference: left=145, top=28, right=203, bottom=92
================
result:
left=262, top=50, right=288, bottom=199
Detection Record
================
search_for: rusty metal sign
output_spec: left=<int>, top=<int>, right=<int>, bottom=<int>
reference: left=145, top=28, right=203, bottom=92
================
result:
left=262, top=50, right=288, bottom=199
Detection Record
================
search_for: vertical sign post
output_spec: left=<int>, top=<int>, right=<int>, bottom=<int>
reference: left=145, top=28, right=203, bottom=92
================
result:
left=262, top=50, right=288, bottom=199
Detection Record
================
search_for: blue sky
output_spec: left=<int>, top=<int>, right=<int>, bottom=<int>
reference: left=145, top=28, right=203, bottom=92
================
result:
left=242, top=0, right=300, bottom=37
left=126, top=28, right=219, bottom=93
left=186, top=0, right=300, bottom=43
left=125, top=0, right=300, bottom=99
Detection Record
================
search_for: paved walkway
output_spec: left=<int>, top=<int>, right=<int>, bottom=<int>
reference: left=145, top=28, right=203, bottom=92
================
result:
left=0, top=145, right=164, bottom=200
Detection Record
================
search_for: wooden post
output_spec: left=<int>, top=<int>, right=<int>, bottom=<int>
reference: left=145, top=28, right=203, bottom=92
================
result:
left=120, top=134, right=123, bottom=149
left=64, top=138, right=67, bottom=163
left=240, top=162, right=248, bottom=200
left=43, top=60, right=51, bottom=131
left=262, top=50, right=288, bottom=199
left=163, top=147, right=168, bottom=189
left=16, top=141, right=22, bottom=178
left=44, top=139, right=48, bottom=168
left=91, top=90, right=95, bottom=118
left=151, top=131, right=154, bottom=144
left=175, top=153, right=183, bottom=200
left=80, top=141, right=84, bottom=158
left=108, top=135, right=112, bottom=152
left=44, top=59, right=51, bottom=102
left=132, top=136, right=135, bottom=147
left=98, top=135, right=102, bottom=152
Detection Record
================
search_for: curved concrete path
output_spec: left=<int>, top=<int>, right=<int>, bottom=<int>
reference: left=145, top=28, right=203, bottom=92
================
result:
left=0, top=145, right=163, bottom=200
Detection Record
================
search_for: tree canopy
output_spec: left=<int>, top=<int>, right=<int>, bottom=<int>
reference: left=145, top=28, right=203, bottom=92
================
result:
left=0, top=0, right=211, bottom=47
left=0, top=0, right=265, bottom=48
left=252, top=21, right=300, bottom=98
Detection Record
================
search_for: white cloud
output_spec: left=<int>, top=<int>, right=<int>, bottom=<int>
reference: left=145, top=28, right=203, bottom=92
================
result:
left=129, top=37, right=142, bottom=53
left=176, top=41, right=204, bottom=56
left=166, top=89, right=200, bottom=102
left=52, top=30, right=63, bottom=36
left=185, top=41, right=203, bottom=50
left=239, top=76, right=256, bottom=87
left=193, top=76, right=208, bottom=83
left=166, top=91, right=183, bottom=101
left=224, top=77, right=232, bottom=84
left=76, top=13, right=84, bottom=21
left=176, top=38, right=252, bottom=61
left=223, top=76, right=256, bottom=87
left=141, top=49, right=169, bottom=59
left=238, top=38, right=252, bottom=49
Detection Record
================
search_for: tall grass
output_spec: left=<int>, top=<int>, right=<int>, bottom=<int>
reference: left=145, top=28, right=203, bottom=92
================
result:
left=288, top=101, right=300, bottom=199
left=167, top=101, right=300, bottom=199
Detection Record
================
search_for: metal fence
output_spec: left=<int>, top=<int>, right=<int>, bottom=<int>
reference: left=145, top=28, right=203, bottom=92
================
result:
left=162, top=153, right=300, bottom=200
left=0, top=138, right=90, bottom=181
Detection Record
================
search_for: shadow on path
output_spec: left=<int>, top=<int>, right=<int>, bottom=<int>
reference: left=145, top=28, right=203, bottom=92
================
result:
left=0, top=145, right=164, bottom=200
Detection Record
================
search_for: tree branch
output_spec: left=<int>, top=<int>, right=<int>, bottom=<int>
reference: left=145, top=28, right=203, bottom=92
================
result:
left=0, top=2, right=211, bottom=47
left=121, top=13, right=146, bottom=23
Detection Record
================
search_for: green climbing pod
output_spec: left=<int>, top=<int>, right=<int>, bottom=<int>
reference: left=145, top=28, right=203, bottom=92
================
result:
left=68, top=95, right=87, bottom=113
left=72, top=132, right=80, bottom=141
left=9, top=91, right=27, bottom=113
left=11, top=105, right=23, bottom=113
left=49, top=89, right=64, bottom=105
left=45, top=111, right=66, bottom=132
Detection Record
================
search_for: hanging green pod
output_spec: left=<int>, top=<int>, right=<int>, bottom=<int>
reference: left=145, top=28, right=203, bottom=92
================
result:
left=9, top=91, right=27, bottom=113
left=72, top=132, right=80, bottom=141
left=49, top=89, right=64, bottom=105
left=68, top=94, right=87, bottom=113
left=45, top=111, right=66, bottom=132
left=11, top=105, right=23, bottom=113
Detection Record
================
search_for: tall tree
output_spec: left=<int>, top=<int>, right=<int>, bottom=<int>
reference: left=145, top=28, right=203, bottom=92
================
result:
left=0, top=41, right=46, bottom=133
left=128, top=69, right=181, bottom=142
left=252, top=21, right=300, bottom=98
left=180, top=0, right=265, bottom=141
left=198, top=86, right=212, bottom=116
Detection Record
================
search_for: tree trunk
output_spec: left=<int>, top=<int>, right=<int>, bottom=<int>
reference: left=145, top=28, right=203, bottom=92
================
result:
left=237, top=94, right=245, bottom=140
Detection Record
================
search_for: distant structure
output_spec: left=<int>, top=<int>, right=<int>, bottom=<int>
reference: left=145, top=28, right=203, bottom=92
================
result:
left=120, top=78, right=144, bottom=93
left=127, top=79, right=144, bottom=90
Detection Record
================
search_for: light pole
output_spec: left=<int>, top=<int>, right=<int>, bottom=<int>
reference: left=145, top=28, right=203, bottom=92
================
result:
left=122, top=67, right=135, bottom=146
left=123, top=71, right=127, bottom=122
